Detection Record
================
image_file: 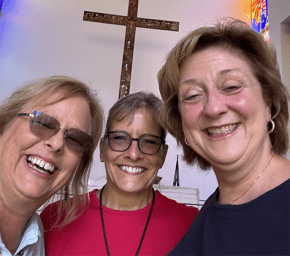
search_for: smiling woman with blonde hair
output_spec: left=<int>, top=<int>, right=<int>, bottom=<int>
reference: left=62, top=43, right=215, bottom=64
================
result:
left=0, top=76, right=103, bottom=255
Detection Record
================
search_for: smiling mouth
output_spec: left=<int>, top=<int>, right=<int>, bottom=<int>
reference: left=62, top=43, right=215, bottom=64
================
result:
left=120, top=166, right=145, bottom=174
left=206, top=123, right=239, bottom=136
left=27, top=155, right=57, bottom=175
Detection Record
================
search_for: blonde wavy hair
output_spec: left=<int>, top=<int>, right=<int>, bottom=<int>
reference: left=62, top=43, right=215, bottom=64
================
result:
left=0, top=76, right=103, bottom=227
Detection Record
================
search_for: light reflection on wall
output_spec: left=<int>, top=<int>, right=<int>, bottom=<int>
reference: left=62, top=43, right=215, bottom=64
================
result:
left=0, top=0, right=34, bottom=101
left=235, top=0, right=251, bottom=23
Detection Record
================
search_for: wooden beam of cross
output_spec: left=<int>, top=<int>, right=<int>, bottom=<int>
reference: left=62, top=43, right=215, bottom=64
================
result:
left=83, top=0, right=179, bottom=98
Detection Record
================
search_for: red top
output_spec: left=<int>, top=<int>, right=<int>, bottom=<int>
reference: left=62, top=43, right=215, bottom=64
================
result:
left=41, top=190, right=199, bottom=255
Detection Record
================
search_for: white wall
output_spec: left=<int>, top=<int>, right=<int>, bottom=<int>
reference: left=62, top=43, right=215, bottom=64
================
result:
left=0, top=0, right=250, bottom=201
left=268, top=0, right=290, bottom=159
left=268, top=0, right=290, bottom=78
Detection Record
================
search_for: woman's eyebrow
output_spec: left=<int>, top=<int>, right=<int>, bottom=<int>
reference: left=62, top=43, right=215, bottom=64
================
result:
left=219, top=68, right=241, bottom=76
left=179, top=78, right=198, bottom=86
left=179, top=68, right=244, bottom=87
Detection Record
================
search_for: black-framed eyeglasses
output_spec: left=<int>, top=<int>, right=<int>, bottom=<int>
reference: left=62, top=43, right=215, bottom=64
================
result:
left=18, top=111, right=93, bottom=153
left=105, top=131, right=165, bottom=155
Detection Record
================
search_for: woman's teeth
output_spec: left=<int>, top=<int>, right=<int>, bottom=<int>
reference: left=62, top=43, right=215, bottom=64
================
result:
left=120, top=166, right=144, bottom=174
left=27, top=156, right=56, bottom=175
left=207, top=124, right=238, bottom=136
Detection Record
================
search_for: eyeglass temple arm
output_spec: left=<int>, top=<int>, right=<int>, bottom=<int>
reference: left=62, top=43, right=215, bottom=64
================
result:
left=18, top=113, right=33, bottom=117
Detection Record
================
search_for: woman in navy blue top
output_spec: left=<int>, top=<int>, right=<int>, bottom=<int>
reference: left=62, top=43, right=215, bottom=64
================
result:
left=158, top=18, right=290, bottom=255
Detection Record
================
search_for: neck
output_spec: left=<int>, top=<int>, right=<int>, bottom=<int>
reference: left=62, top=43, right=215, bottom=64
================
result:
left=97, top=185, right=154, bottom=211
left=216, top=151, right=290, bottom=205
left=214, top=142, right=275, bottom=204
left=0, top=187, right=41, bottom=254
left=0, top=196, right=36, bottom=254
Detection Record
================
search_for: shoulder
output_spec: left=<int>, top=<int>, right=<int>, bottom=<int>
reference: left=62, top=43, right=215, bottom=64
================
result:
left=40, top=190, right=96, bottom=229
left=40, top=200, right=59, bottom=219
left=155, top=190, right=199, bottom=216
left=40, top=200, right=60, bottom=230
left=18, top=213, right=46, bottom=255
left=199, top=188, right=218, bottom=214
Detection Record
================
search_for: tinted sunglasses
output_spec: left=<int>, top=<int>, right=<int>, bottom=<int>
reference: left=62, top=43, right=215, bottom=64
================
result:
left=18, top=111, right=93, bottom=153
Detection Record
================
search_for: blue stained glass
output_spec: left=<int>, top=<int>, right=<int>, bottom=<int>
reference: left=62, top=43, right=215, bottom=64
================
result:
left=0, top=0, right=3, bottom=11
left=252, top=0, right=268, bottom=33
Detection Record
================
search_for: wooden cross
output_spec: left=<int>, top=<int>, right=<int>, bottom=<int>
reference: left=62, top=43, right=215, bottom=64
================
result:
left=83, top=0, right=179, bottom=98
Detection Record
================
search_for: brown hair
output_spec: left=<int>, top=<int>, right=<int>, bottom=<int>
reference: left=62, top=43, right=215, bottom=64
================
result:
left=104, top=91, right=166, bottom=140
left=158, top=18, right=289, bottom=170
left=0, top=76, right=103, bottom=227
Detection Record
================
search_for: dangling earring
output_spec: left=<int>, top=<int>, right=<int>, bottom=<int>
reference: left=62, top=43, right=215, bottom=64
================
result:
left=64, top=186, right=69, bottom=201
left=184, top=137, right=190, bottom=146
left=268, top=120, right=275, bottom=134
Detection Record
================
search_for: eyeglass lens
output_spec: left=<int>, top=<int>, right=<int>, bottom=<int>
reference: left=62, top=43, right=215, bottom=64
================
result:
left=107, top=131, right=163, bottom=155
left=19, top=111, right=92, bottom=153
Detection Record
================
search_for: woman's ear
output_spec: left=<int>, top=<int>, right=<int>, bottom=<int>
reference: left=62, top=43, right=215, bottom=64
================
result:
left=100, top=138, right=105, bottom=162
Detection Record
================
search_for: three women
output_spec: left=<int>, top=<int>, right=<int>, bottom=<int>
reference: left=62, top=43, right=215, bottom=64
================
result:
left=10, top=17, right=289, bottom=256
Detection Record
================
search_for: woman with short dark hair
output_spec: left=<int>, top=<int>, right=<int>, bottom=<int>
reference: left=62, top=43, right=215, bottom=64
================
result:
left=41, top=91, right=199, bottom=256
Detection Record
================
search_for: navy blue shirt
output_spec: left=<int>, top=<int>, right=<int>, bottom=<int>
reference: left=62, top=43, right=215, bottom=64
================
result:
left=168, top=179, right=290, bottom=255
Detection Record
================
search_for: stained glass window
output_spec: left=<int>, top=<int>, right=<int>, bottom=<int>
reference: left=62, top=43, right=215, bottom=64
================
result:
left=251, top=0, right=269, bottom=41
left=0, top=0, right=3, bottom=15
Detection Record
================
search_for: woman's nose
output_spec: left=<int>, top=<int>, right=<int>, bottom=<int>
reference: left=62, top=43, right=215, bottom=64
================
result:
left=124, top=140, right=143, bottom=160
left=44, top=130, right=66, bottom=153
left=203, top=91, right=228, bottom=118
